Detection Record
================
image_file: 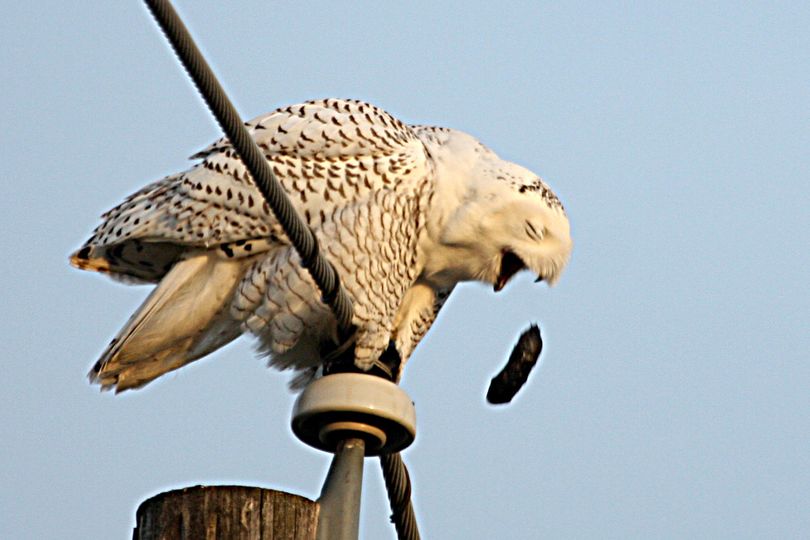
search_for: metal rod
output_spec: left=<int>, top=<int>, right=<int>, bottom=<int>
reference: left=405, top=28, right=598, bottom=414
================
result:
left=316, top=438, right=366, bottom=540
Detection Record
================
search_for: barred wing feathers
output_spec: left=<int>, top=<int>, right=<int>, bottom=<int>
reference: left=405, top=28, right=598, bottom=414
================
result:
left=71, top=99, right=434, bottom=390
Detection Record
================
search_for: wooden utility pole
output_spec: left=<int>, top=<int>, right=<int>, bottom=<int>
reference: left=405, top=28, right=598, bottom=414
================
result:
left=133, top=486, right=317, bottom=540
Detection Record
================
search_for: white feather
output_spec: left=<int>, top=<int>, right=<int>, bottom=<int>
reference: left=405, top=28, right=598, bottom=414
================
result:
left=90, top=253, right=250, bottom=391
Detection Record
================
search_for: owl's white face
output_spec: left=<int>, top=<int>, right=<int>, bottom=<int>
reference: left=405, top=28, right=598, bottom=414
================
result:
left=475, top=194, right=572, bottom=291
left=416, top=128, right=572, bottom=292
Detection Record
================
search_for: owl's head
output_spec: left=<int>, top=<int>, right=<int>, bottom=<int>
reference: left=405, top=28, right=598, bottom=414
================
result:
left=419, top=127, right=572, bottom=291
left=447, top=173, right=572, bottom=291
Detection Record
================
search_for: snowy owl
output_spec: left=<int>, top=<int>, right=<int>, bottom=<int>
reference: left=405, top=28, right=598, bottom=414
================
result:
left=70, top=99, right=572, bottom=392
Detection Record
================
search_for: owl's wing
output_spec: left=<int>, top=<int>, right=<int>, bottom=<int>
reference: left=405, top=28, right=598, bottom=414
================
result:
left=71, top=99, right=430, bottom=281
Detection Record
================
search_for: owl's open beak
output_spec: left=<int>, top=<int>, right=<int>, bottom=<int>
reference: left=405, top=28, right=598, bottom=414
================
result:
left=494, top=250, right=526, bottom=292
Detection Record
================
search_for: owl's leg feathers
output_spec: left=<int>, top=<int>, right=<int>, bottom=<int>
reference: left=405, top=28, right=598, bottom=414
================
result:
left=391, top=280, right=453, bottom=379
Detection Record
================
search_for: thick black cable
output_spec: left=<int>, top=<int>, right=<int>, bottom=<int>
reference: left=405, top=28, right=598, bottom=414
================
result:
left=380, top=453, right=421, bottom=540
left=144, top=0, right=353, bottom=336
left=142, top=2, right=418, bottom=539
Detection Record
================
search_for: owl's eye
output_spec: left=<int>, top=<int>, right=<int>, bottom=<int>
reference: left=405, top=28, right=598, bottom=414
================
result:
left=524, top=221, right=545, bottom=241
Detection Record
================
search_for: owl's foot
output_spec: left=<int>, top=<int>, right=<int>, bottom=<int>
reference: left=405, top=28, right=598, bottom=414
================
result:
left=322, top=339, right=400, bottom=382
left=374, top=340, right=402, bottom=381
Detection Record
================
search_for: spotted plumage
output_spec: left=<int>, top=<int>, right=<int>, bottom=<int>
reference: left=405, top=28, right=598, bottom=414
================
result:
left=71, top=98, right=572, bottom=392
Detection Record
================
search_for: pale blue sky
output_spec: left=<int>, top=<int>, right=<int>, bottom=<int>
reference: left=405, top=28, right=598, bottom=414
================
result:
left=1, top=2, right=808, bottom=538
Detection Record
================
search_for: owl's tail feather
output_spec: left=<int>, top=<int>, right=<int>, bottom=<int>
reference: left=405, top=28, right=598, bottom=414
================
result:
left=89, top=252, right=252, bottom=392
